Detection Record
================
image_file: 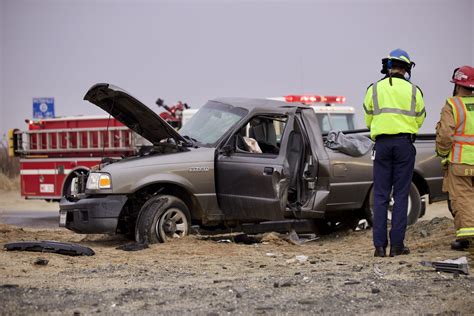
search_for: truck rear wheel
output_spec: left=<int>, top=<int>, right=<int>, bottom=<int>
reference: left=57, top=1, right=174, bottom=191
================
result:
left=364, top=182, right=421, bottom=226
left=135, top=195, right=191, bottom=244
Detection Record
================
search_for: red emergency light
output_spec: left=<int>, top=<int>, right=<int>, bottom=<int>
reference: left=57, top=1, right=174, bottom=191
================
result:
left=284, top=95, right=346, bottom=104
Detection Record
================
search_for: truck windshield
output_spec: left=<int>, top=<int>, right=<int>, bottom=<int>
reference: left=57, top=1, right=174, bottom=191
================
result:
left=179, top=101, right=248, bottom=146
left=316, top=113, right=355, bottom=133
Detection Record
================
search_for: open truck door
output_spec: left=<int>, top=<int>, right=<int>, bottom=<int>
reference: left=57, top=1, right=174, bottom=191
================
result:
left=215, top=104, right=329, bottom=222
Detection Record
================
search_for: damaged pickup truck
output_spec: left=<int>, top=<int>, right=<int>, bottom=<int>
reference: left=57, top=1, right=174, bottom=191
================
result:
left=59, top=83, right=446, bottom=243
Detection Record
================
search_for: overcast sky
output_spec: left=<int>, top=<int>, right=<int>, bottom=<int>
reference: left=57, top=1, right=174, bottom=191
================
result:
left=0, top=0, right=473, bottom=140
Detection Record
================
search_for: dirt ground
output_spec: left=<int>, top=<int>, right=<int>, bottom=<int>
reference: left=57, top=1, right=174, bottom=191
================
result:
left=1, top=190, right=473, bottom=315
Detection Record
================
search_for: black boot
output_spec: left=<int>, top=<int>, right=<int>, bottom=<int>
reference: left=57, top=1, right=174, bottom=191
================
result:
left=389, top=246, right=410, bottom=257
left=451, top=239, right=470, bottom=251
left=374, top=247, right=386, bottom=257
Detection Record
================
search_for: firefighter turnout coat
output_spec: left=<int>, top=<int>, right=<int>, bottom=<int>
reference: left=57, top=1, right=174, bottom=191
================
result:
left=436, top=96, right=474, bottom=239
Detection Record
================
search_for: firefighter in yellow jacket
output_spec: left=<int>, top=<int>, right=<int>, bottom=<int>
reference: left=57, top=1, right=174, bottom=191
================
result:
left=435, top=66, right=474, bottom=250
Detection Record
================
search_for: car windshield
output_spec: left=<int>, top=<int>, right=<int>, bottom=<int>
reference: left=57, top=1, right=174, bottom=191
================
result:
left=179, top=101, right=248, bottom=146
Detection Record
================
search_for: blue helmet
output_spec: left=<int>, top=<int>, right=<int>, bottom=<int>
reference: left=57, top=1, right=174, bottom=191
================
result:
left=388, top=48, right=412, bottom=65
left=381, top=48, right=415, bottom=75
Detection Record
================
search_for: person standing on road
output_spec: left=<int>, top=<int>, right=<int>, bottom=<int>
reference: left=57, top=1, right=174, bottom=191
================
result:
left=435, top=66, right=474, bottom=251
left=363, top=49, right=426, bottom=257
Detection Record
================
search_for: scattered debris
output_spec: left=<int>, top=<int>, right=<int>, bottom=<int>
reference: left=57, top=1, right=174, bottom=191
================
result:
left=373, top=265, right=385, bottom=278
left=420, top=257, right=469, bottom=275
left=261, top=232, right=288, bottom=245
left=280, top=280, right=294, bottom=287
left=371, top=288, right=381, bottom=294
left=344, top=279, right=361, bottom=285
left=355, top=219, right=369, bottom=231
left=0, top=284, right=19, bottom=289
left=4, top=241, right=95, bottom=256
left=34, top=258, right=49, bottom=266
left=216, top=239, right=232, bottom=243
left=233, top=234, right=260, bottom=244
left=286, top=255, right=308, bottom=264
left=116, top=242, right=149, bottom=252
left=286, top=230, right=319, bottom=245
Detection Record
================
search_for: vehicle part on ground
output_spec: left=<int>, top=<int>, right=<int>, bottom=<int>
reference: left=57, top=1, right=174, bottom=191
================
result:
left=365, top=182, right=421, bottom=226
left=116, top=242, right=149, bottom=251
left=420, top=256, right=469, bottom=275
left=135, top=195, right=191, bottom=243
left=4, top=241, right=95, bottom=256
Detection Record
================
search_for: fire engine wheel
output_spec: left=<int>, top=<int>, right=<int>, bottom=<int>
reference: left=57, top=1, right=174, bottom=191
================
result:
left=135, top=195, right=191, bottom=244
left=364, top=182, right=421, bottom=226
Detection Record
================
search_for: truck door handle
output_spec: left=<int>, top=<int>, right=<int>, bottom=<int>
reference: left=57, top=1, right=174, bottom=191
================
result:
left=263, top=167, right=274, bottom=175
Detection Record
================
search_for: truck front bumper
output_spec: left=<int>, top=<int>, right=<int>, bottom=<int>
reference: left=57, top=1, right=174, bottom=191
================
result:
left=59, top=195, right=128, bottom=234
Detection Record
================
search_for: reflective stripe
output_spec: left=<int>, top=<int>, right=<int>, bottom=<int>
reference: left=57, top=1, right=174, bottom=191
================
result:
left=410, top=83, right=417, bottom=113
left=372, top=82, right=379, bottom=111
left=372, top=82, right=421, bottom=116
left=452, top=98, right=466, bottom=134
left=453, top=143, right=462, bottom=162
left=363, top=104, right=373, bottom=115
left=450, top=97, right=469, bottom=162
left=456, top=227, right=474, bottom=238
left=453, top=135, right=474, bottom=142
left=20, top=169, right=72, bottom=175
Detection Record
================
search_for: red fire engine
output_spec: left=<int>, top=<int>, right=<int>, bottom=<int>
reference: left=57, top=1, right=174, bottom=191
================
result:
left=8, top=115, right=145, bottom=201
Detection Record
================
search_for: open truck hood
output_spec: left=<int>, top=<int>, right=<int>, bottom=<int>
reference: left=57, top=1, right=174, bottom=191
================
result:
left=84, top=83, right=188, bottom=146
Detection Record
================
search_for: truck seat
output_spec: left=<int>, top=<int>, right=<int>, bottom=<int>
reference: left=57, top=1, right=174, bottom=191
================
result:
left=249, top=118, right=278, bottom=152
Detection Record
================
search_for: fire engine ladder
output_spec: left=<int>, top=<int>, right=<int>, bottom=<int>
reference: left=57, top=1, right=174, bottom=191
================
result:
left=13, top=126, right=138, bottom=155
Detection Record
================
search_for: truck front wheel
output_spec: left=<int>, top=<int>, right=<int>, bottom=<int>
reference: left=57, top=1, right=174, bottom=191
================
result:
left=135, top=195, right=191, bottom=244
left=365, top=182, right=421, bottom=226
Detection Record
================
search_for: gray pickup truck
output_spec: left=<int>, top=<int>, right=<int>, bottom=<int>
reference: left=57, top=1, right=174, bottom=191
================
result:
left=59, top=83, right=446, bottom=243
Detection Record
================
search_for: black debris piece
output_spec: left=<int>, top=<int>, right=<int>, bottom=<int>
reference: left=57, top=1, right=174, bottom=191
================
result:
left=4, top=241, right=95, bottom=256
left=0, top=284, right=20, bottom=289
left=232, top=234, right=260, bottom=244
left=344, top=279, right=361, bottom=285
left=116, top=242, right=149, bottom=252
left=34, top=258, right=49, bottom=266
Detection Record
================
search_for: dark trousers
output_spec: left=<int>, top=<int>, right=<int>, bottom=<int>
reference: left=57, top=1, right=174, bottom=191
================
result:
left=372, top=136, right=415, bottom=248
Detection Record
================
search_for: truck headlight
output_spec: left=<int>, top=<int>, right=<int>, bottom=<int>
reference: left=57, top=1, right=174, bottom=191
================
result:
left=86, top=173, right=112, bottom=190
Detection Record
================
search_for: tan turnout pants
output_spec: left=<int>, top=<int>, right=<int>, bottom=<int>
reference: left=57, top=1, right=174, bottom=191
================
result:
left=442, top=164, right=474, bottom=238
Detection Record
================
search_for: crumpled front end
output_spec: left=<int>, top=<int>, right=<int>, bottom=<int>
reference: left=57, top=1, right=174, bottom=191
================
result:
left=59, top=195, right=128, bottom=234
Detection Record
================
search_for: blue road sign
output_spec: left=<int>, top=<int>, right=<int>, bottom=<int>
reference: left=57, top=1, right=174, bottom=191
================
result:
left=33, top=98, right=55, bottom=119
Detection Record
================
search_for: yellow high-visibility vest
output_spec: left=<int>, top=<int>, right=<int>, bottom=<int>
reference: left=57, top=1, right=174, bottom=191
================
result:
left=447, top=96, right=474, bottom=165
left=364, top=77, right=425, bottom=140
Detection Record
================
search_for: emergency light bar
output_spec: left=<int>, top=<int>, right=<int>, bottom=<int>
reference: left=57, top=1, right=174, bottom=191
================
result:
left=284, top=95, right=346, bottom=104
